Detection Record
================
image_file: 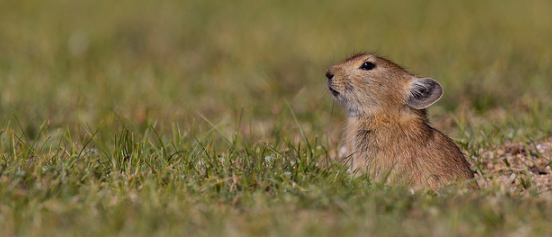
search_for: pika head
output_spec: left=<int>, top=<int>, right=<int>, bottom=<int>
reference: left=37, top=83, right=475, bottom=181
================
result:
left=325, top=53, right=443, bottom=117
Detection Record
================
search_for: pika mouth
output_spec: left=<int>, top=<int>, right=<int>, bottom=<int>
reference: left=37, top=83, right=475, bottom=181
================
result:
left=327, top=80, right=339, bottom=96
left=328, top=86, right=339, bottom=96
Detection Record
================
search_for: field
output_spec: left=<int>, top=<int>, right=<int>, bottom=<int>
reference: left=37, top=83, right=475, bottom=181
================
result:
left=1, top=0, right=552, bottom=236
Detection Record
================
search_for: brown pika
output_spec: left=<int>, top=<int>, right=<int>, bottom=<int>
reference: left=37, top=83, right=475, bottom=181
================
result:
left=326, top=53, right=475, bottom=190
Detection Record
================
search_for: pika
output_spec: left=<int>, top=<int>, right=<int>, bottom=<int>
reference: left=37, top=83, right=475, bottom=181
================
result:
left=326, top=53, right=475, bottom=190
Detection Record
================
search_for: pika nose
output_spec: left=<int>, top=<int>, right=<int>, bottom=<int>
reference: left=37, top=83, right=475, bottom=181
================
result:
left=325, top=70, right=334, bottom=80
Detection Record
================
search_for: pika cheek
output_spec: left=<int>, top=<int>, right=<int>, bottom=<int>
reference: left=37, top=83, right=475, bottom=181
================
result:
left=344, top=83, right=354, bottom=92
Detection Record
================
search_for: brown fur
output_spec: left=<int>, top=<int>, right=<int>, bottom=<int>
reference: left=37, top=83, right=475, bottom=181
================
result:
left=326, top=53, right=476, bottom=190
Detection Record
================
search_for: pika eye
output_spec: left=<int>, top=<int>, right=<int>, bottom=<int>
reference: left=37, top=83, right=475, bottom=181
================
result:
left=360, top=62, right=376, bottom=70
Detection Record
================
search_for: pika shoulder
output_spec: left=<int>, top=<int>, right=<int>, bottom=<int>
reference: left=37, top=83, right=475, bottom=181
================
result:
left=326, top=53, right=476, bottom=190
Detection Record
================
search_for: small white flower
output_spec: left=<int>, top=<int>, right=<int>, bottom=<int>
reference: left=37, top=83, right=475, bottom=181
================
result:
left=264, top=155, right=274, bottom=163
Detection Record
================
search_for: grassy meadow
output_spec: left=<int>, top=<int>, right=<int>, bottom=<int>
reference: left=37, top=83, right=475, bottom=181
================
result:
left=1, top=0, right=552, bottom=236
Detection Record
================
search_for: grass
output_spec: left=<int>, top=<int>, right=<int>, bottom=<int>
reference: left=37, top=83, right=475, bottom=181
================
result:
left=1, top=0, right=552, bottom=236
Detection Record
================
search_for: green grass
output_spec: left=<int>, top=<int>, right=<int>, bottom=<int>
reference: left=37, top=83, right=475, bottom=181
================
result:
left=1, top=0, right=552, bottom=236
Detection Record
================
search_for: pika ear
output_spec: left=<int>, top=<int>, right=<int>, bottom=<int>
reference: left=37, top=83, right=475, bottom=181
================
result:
left=406, top=77, right=443, bottom=109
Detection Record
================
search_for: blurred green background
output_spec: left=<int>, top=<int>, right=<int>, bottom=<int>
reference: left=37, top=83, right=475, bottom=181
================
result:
left=1, top=0, right=551, bottom=138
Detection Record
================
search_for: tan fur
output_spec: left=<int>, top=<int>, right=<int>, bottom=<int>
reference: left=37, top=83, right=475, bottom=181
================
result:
left=326, top=53, right=476, bottom=190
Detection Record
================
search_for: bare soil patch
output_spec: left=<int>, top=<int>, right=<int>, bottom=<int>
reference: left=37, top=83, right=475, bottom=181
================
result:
left=474, top=139, right=552, bottom=194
